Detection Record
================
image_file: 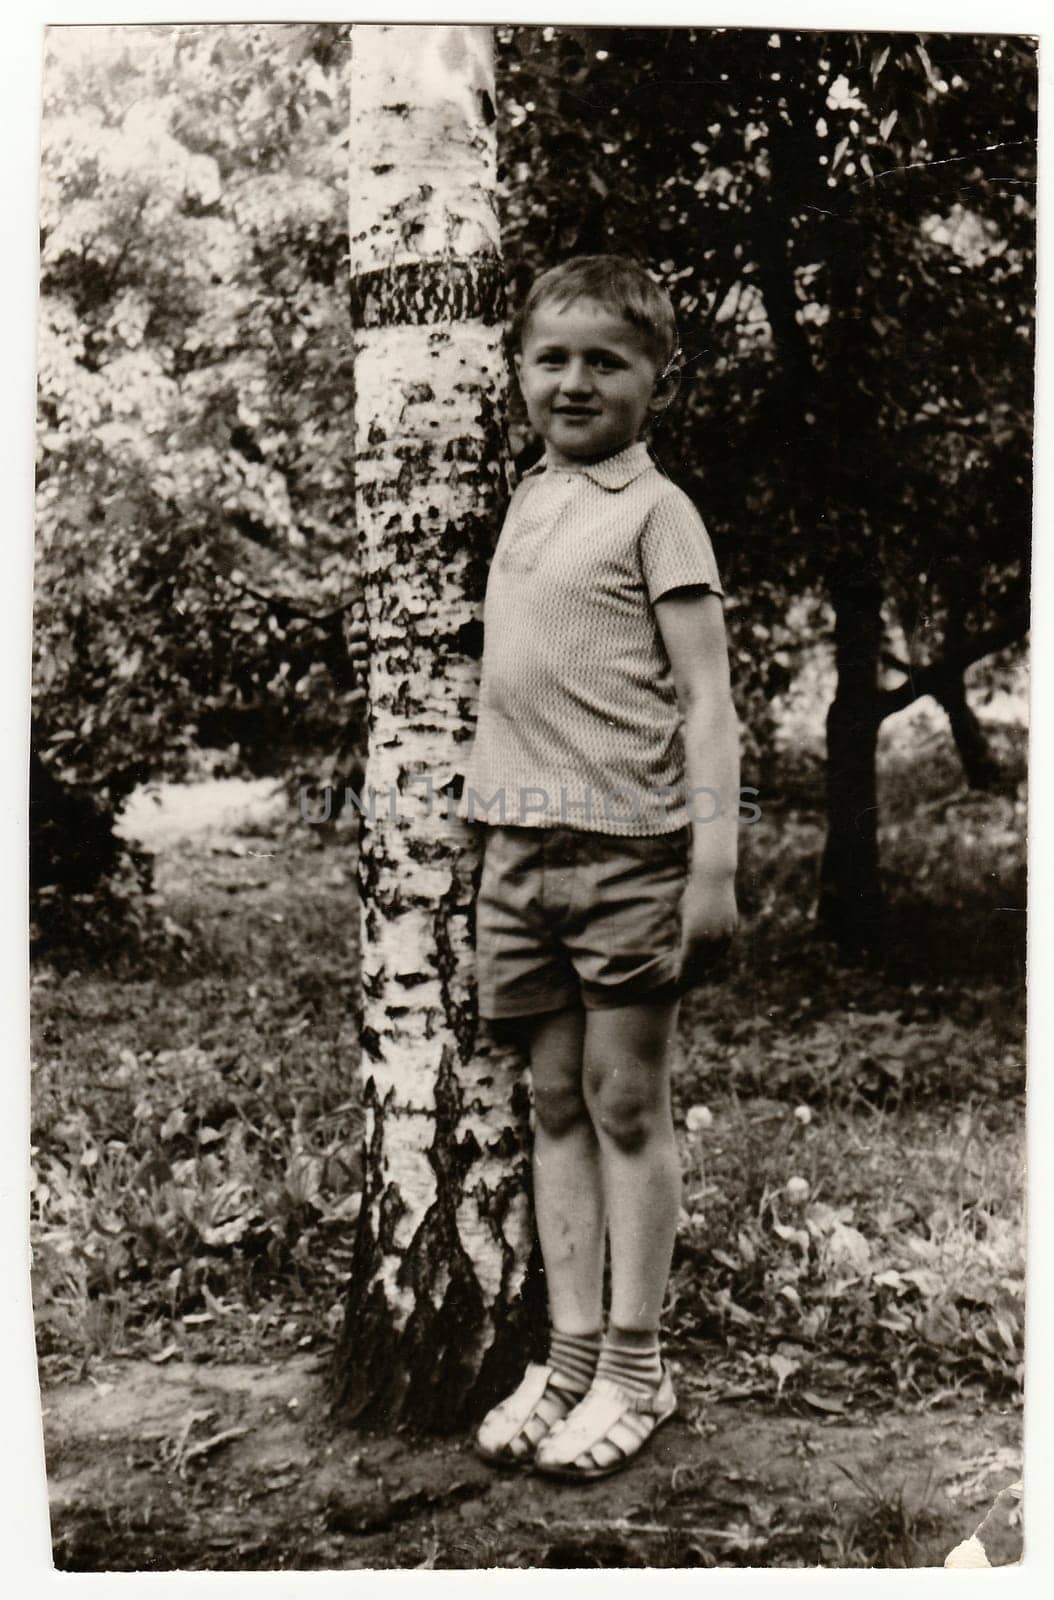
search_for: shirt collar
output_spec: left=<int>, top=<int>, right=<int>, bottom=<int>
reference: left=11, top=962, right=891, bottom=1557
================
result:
left=523, top=441, right=653, bottom=492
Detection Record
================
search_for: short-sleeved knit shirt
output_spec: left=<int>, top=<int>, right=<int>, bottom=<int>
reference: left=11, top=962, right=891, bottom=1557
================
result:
left=460, top=440, right=724, bottom=836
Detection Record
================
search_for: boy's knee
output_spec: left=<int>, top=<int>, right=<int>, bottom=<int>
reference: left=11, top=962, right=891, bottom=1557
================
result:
left=533, top=1078, right=588, bottom=1139
left=585, top=1066, right=661, bottom=1154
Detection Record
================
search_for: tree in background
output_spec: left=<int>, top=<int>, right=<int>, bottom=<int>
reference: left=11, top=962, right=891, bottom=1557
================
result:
left=497, top=27, right=1034, bottom=948
left=34, top=23, right=363, bottom=931
left=332, top=23, right=540, bottom=1431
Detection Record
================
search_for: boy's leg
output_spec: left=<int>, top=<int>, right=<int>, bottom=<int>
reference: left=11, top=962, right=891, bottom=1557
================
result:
left=582, top=997, right=681, bottom=1336
left=535, top=997, right=681, bottom=1479
left=475, top=1003, right=605, bottom=1465
left=528, top=1004, right=606, bottom=1335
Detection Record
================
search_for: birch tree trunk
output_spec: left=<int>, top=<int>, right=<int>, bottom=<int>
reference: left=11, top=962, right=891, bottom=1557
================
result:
left=332, top=23, right=540, bottom=1433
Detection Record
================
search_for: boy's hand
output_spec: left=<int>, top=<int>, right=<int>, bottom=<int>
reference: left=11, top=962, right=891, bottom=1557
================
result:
left=677, top=869, right=738, bottom=990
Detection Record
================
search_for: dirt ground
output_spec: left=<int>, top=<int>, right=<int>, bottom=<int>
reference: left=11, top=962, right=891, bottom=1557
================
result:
left=42, top=1353, right=1021, bottom=1570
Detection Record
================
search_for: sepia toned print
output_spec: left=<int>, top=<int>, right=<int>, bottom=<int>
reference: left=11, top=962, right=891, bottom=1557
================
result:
left=32, top=22, right=1029, bottom=1569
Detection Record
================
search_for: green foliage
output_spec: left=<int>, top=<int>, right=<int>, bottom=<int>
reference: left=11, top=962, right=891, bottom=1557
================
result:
left=35, top=23, right=362, bottom=814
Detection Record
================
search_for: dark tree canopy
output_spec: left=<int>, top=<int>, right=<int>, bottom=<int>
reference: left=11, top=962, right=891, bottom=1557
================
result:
left=497, top=27, right=1033, bottom=680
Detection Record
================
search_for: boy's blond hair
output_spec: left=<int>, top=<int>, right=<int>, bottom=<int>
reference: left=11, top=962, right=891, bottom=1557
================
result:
left=514, top=255, right=679, bottom=372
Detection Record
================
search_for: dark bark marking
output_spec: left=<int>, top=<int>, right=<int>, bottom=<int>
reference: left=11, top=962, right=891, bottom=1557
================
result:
left=333, top=1036, right=537, bottom=1432
left=349, top=255, right=505, bottom=330
left=404, top=836, right=453, bottom=865
left=378, top=1180, right=409, bottom=1254
left=357, top=833, right=380, bottom=918
left=361, top=1025, right=384, bottom=1062
left=433, top=856, right=478, bottom=1065
left=333, top=1036, right=543, bottom=1432
left=439, top=510, right=502, bottom=610
left=447, top=617, right=484, bottom=657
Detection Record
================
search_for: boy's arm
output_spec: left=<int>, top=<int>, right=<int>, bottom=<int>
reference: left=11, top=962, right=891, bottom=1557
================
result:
left=654, top=587, right=740, bottom=986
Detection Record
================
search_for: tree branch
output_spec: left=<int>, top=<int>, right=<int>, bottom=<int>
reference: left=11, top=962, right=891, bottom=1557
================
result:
left=205, top=552, right=364, bottom=629
left=877, top=600, right=1029, bottom=720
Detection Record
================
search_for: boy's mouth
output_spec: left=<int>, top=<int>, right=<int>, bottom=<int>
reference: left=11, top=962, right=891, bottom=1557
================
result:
left=553, top=406, right=600, bottom=420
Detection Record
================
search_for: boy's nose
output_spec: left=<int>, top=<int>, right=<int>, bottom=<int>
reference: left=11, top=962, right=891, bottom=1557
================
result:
left=558, top=359, right=594, bottom=396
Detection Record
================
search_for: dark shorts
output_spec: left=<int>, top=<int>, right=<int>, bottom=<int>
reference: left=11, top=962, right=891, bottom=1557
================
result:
left=475, top=824, right=690, bottom=1020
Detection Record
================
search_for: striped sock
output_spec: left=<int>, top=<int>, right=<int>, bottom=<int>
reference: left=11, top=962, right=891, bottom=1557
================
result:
left=596, top=1325, right=663, bottom=1394
left=548, top=1327, right=602, bottom=1394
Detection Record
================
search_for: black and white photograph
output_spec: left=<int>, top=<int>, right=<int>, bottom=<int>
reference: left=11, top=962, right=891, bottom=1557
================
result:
left=18, top=7, right=1036, bottom=1574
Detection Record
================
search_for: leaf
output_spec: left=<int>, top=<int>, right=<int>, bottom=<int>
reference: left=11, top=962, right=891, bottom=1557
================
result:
left=879, top=109, right=899, bottom=141
left=919, top=1299, right=962, bottom=1347
left=994, top=1312, right=1019, bottom=1353
left=201, top=1284, right=233, bottom=1318
left=802, top=1391, right=847, bottom=1414
left=773, top=1222, right=810, bottom=1249
left=824, top=1222, right=872, bottom=1275
left=902, top=1266, right=942, bottom=1298
left=161, top=1108, right=187, bottom=1141
left=870, top=46, right=890, bottom=84
left=915, top=41, right=941, bottom=89
left=876, top=1312, right=912, bottom=1333
left=199, top=1215, right=249, bottom=1246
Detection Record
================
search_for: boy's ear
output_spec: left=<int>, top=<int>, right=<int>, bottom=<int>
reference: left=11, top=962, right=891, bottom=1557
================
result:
left=648, top=365, right=680, bottom=415
left=513, top=350, right=524, bottom=384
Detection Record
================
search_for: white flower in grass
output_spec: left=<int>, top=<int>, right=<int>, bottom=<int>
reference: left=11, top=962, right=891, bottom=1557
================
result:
left=794, top=1105, right=813, bottom=1126
left=786, top=1175, right=810, bottom=1203
left=685, top=1104, right=713, bottom=1134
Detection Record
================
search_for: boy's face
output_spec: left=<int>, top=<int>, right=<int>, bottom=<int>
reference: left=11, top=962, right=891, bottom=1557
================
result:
left=515, top=297, right=673, bottom=468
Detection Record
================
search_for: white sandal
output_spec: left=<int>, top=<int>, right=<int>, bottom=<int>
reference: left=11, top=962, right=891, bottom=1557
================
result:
left=475, top=1363, right=586, bottom=1468
left=534, top=1369, right=677, bottom=1480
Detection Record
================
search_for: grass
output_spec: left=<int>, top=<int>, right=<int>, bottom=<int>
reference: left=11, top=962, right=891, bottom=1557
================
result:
left=31, top=719, right=1026, bottom=1411
left=31, top=823, right=364, bottom=1372
left=816, top=1467, right=949, bottom=1568
left=669, top=1095, right=1023, bottom=1403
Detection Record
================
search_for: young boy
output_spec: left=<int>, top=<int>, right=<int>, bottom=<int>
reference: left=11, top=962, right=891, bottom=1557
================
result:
left=464, top=256, right=739, bottom=1479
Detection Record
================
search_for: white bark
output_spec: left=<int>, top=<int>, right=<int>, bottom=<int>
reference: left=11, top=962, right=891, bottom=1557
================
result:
left=337, top=24, right=536, bottom=1428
